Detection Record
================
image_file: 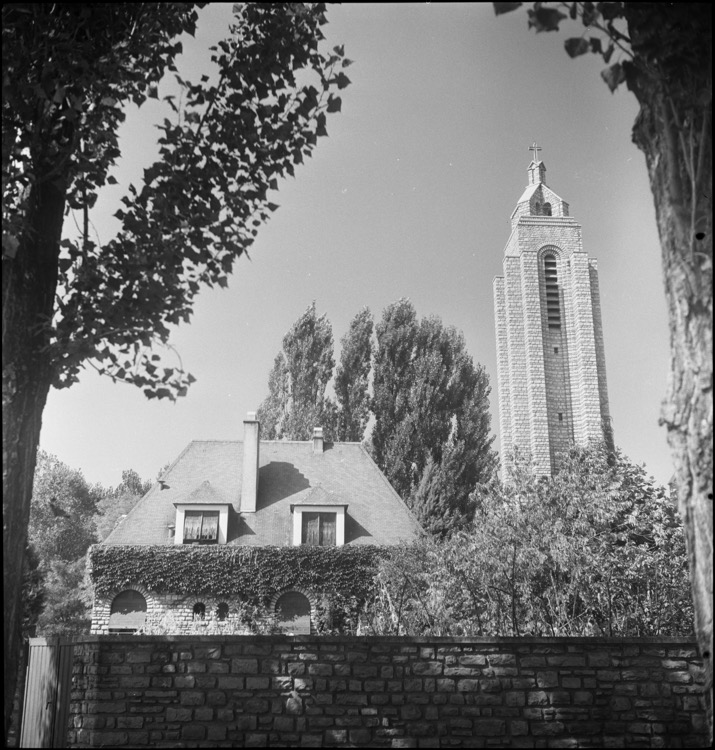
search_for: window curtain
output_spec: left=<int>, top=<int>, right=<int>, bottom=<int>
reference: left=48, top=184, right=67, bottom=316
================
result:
left=184, top=512, right=202, bottom=541
left=321, top=513, right=336, bottom=546
left=201, top=512, right=219, bottom=540
left=302, top=512, right=321, bottom=545
left=302, top=512, right=336, bottom=546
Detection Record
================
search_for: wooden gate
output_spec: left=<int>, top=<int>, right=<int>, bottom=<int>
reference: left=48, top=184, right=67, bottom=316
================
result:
left=19, top=637, right=74, bottom=748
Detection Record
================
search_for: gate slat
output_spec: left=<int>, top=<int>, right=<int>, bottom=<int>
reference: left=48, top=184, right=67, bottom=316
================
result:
left=20, top=637, right=75, bottom=748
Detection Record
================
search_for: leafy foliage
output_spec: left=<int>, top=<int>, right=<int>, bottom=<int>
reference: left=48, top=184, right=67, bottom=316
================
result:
left=365, top=444, right=693, bottom=637
left=257, top=299, right=496, bottom=533
left=29, top=450, right=99, bottom=564
left=94, top=469, right=151, bottom=541
left=3, top=3, right=350, bottom=399
left=258, top=302, right=336, bottom=439
left=26, top=452, right=152, bottom=635
left=334, top=308, right=374, bottom=441
left=493, top=2, right=630, bottom=91
left=90, top=544, right=384, bottom=631
left=371, top=300, right=497, bottom=529
left=34, top=559, right=93, bottom=638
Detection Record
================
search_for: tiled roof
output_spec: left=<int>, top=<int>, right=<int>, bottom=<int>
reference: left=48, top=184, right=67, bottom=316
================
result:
left=104, top=440, right=423, bottom=547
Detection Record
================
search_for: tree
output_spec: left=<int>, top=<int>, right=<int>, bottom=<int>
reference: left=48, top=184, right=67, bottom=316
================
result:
left=495, top=2, right=712, bottom=734
left=2, top=4, right=349, bottom=735
left=371, top=299, right=497, bottom=525
left=366, top=444, right=693, bottom=638
left=29, top=450, right=98, bottom=564
left=258, top=302, right=336, bottom=439
left=94, top=468, right=152, bottom=541
left=34, top=558, right=93, bottom=638
left=334, top=308, right=373, bottom=441
left=26, top=452, right=102, bottom=638
left=256, top=299, right=495, bottom=532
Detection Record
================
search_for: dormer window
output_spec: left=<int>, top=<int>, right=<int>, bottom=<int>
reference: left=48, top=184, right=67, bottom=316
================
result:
left=183, top=510, right=219, bottom=544
left=302, top=512, right=336, bottom=546
left=173, top=502, right=229, bottom=545
left=291, top=504, right=346, bottom=547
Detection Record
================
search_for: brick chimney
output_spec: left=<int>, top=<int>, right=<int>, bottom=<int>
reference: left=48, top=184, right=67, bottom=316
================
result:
left=312, top=427, right=324, bottom=454
left=241, top=412, right=260, bottom=512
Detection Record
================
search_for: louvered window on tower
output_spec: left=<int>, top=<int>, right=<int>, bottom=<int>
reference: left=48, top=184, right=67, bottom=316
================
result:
left=544, top=255, right=561, bottom=329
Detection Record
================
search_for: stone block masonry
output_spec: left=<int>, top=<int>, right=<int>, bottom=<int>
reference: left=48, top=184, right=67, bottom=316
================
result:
left=67, top=635, right=707, bottom=748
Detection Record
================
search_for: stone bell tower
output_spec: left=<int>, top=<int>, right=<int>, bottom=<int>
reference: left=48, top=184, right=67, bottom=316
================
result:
left=493, top=145, right=612, bottom=477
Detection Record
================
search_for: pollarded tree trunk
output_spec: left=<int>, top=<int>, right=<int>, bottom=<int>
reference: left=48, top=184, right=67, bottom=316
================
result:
left=625, top=4, right=712, bottom=738
left=2, top=178, right=65, bottom=739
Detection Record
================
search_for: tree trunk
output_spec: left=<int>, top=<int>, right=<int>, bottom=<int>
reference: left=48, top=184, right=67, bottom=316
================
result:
left=626, top=5, right=713, bottom=739
left=2, top=178, right=65, bottom=740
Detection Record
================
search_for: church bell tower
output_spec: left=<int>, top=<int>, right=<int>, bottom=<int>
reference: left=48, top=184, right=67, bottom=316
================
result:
left=493, top=145, right=612, bottom=476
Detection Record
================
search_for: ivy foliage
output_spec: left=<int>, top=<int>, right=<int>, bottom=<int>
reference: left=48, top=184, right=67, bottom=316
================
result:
left=90, top=544, right=385, bottom=606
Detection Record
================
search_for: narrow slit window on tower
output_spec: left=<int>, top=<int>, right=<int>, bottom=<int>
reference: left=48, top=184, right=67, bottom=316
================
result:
left=558, top=413, right=563, bottom=422
left=554, top=347, right=559, bottom=354
left=544, top=255, right=561, bottom=329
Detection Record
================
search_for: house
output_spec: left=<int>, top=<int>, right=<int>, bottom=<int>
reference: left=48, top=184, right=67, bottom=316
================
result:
left=89, top=413, right=423, bottom=634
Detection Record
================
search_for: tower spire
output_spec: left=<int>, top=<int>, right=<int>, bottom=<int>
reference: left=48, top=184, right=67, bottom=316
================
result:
left=527, top=142, right=547, bottom=185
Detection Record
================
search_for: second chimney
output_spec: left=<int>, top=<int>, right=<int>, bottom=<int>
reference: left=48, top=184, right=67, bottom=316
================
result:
left=241, top=412, right=260, bottom=512
left=313, top=427, right=324, bottom=454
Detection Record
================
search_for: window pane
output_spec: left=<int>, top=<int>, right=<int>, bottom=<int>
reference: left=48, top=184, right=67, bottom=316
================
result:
left=302, top=512, right=320, bottom=546
left=184, top=512, right=202, bottom=540
left=321, top=513, right=336, bottom=546
left=201, top=512, right=219, bottom=540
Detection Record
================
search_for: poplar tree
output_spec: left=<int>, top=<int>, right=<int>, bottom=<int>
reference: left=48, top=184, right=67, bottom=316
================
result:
left=258, top=302, right=335, bottom=439
left=334, top=308, right=374, bottom=441
left=371, top=299, right=497, bottom=521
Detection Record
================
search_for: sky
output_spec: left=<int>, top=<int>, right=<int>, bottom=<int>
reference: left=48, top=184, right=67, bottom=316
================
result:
left=39, top=3, right=674, bottom=490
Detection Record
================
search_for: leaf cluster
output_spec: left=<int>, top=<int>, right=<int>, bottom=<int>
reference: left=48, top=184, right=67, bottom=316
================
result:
left=494, top=2, right=630, bottom=91
left=3, top=4, right=350, bottom=401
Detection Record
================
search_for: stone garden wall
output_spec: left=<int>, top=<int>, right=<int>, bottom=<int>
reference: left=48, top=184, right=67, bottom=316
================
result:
left=68, top=635, right=708, bottom=748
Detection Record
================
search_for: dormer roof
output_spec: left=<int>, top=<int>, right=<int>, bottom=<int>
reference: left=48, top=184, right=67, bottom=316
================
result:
left=172, top=480, right=230, bottom=507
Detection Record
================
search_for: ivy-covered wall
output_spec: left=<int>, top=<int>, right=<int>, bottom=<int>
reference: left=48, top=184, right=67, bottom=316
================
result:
left=89, top=545, right=386, bottom=635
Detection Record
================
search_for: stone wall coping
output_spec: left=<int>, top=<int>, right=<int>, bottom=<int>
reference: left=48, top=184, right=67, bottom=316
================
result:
left=69, top=634, right=698, bottom=646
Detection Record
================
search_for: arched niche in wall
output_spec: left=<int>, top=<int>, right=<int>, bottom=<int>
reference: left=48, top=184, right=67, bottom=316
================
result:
left=275, top=590, right=311, bottom=634
left=108, top=590, right=147, bottom=633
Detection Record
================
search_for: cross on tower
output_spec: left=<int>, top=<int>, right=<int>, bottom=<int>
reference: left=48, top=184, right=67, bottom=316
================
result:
left=529, top=142, right=542, bottom=162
